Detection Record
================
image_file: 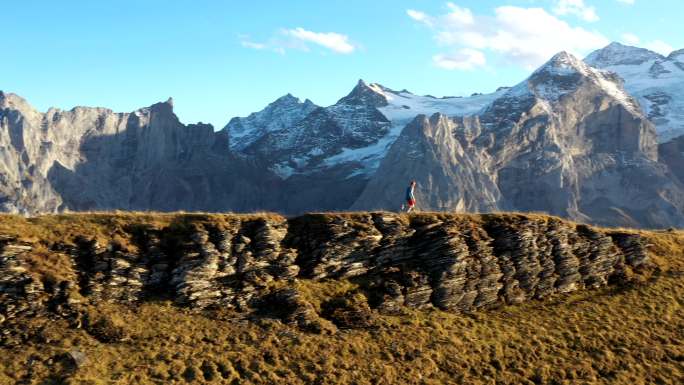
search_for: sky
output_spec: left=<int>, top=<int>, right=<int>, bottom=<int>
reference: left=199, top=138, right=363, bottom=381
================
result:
left=3, top=0, right=684, bottom=129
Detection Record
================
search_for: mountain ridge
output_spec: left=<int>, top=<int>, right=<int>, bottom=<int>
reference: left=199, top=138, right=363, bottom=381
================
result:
left=585, top=42, right=684, bottom=142
left=3, top=44, right=684, bottom=228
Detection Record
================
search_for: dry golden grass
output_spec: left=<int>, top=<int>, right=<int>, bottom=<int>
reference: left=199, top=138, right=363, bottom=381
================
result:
left=0, top=213, right=683, bottom=384
left=2, top=269, right=683, bottom=384
left=0, top=211, right=285, bottom=245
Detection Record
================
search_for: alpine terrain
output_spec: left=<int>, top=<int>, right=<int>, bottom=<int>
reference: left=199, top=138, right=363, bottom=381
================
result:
left=2, top=43, right=684, bottom=228
left=1, top=211, right=682, bottom=384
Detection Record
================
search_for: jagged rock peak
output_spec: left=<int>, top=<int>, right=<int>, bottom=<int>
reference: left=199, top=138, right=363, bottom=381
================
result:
left=534, top=51, right=591, bottom=76
left=337, top=79, right=389, bottom=107
left=585, top=42, right=665, bottom=67
left=0, top=91, right=30, bottom=109
left=418, top=113, right=454, bottom=137
left=273, top=93, right=300, bottom=104
left=148, top=98, right=176, bottom=114
left=264, top=93, right=317, bottom=111
left=513, top=50, right=638, bottom=112
left=426, top=112, right=451, bottom=126
left=0, top=92, right=42, bottom=118
left=222, top=91, right=321, bottom=152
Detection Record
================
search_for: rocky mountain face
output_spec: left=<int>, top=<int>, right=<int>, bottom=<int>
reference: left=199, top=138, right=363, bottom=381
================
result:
left=3, top=44, right=684, bottom=228
left=224, top=94, right=318, bottom=152
left=354, top=52, right=684, bottom=228
left=223, top=80, right=503, bottom=182
left=0, top=213, right=651, bottom=341
left=0, top=92, right=281, bottom=214
left=585, top=42, right=684, bottom=142
left=220, top=81, right=396, bottom=213
left=658, top=134, right=684, bottom=185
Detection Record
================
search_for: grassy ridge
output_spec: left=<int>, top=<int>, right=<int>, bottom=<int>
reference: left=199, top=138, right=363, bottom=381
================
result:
left=0, top=213, right=683, bottom=384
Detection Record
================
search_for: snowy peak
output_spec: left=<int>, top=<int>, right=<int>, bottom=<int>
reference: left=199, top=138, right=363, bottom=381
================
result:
left=536, top=51, right=590, bottom=75
left=257, top=93, right=317, bottom=114
left=224, top=93, right=319, bottom=151
left=337, top=79, right=390, bottom=107
left=528, top=51, right=592, bottom=85
left=271, top=93, right=306, bottom=107
left=586, top=42, right=684, bottom=143
left=585, top=42, right=664, bottom=67
left=273, top=93, right=298, bottom=104
left=511, top=51, right=638, bottom=112
left=367, top=82, right=403, bottom=96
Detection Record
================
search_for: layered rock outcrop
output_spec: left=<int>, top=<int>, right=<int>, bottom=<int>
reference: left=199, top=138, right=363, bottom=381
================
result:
left=0, top=213, right=651, bottom=342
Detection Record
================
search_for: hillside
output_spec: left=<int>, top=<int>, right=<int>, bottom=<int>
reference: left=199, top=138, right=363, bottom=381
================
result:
left=1, top=212, right=682, bottom=384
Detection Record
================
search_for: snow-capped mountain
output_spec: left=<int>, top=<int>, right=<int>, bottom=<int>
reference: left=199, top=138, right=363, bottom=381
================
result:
left=3, top=44, right=684, bottom=228
left=586, top=42, right=684, bottom=142
left=353, top=51, right=683, bottom=228
left=224, top=80, right=504, bottom=179
left=224, top=94, right=318, bottom=151
left=222, top=80, right=392, bottom=180
left=327, top=82, right=504, bottom=175
left=522, top=51, right=640, bottom=113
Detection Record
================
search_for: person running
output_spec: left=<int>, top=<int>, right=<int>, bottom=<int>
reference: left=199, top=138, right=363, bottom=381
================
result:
left=404, top=180, right=417, bottom=213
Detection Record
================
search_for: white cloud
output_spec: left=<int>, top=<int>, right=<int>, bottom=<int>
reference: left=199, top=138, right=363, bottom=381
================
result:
left=616, top=0, right=635, bottom=4
left=407, top=9, right=431, bottom=26
left=553, top=0, right=599, bottom=22
left=444, top=2, right=474, bottom=25
left=284, top=28, right=356, bottom=54
left=239, top=28, right=357, bottom=55
left=433, top=48, right=486, bottom=70
left=409, top=4, right=609, bottom=70
left=621, top=33, right=640, bottom=46
left=239, top=34, right=284, bottom=54
left=646, top=40, right=674, bottom=55
left=240, top=40, right=266, bottom=50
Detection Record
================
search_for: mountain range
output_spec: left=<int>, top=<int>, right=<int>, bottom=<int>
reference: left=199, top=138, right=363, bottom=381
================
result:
left=2, top=42, right=684, bottom=228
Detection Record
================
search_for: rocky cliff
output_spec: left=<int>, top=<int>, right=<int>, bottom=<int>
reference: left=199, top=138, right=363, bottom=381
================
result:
left=0, top=212, right=651, bottom=343
left=353, top=53, right=684, bottom=228
left=0, top=92, right=285, bottom=214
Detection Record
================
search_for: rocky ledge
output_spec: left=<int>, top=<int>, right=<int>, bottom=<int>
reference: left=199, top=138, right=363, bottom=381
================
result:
left=0, top=213, right=651, bottom=342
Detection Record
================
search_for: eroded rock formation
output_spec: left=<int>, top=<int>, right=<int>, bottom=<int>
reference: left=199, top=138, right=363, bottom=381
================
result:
left=0, top=213, right=651, bottom=343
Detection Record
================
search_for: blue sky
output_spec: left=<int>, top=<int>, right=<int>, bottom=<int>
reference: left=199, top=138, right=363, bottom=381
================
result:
left=3, top=0, right=683, bottom=128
